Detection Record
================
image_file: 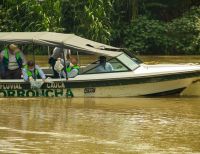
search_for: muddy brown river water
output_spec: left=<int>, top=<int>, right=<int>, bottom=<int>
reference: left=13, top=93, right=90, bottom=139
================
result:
left=0, top=98, right=200, bottom=153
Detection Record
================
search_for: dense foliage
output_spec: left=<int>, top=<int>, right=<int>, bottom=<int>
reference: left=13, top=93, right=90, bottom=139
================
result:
left=125, top=7, right=200, bottom=54
left=0, top=0, right=200, bottom=55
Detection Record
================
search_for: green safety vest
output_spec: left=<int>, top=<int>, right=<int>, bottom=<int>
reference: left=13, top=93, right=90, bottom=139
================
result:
left=66, top=65, right=80, bottom=73
left=65, top=65, right=79, bottom=97
left=2, top=48, right=23, bottom=70
left=25, top=65, right=39, bottom=78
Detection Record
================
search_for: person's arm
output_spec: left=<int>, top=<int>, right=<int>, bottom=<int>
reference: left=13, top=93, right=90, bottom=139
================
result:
left=22, top=68, right=29, bottom=81
left=68, top=69, right=78, bottom=78
left=36, top=65, right=46, bottom=80
left=19, top=51, right=27, bottom=66
left=61, top=70, right=66, bottom=78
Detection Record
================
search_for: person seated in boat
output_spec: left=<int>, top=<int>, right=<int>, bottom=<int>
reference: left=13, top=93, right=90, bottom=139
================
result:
left=55, top=57, right=79, bottom=78
left=22, top=60, right=46, bottom=82
left=0, top=44, right=26, bottom=79
left=95, top=56, right=113, bottom=73
left=48, top=47, right=70, bottom=78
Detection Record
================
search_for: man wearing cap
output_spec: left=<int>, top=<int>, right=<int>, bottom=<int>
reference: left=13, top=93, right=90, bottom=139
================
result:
left=22, top=60, right=46, bottom=82
left=0, top=44, right=26, bottom=79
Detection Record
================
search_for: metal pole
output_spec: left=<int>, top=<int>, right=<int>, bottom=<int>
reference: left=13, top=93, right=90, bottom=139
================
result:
left=32, top=43, right=36, bottom=81
left=47, top=46, right=50, bottom=58
left=77, top=51, right=80, bottom=66
left=61, top=43, right=68, bottom=80
left=61, top=44, right=73, bottom=97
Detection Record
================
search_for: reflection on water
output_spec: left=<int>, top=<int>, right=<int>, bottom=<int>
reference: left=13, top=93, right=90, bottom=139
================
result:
left=0, top=98, right=200, bottom=153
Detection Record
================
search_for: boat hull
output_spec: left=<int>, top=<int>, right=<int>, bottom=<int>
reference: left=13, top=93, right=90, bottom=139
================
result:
left=72, top=78, right=193, bottom=97
left=0, top=72, right=198, bottom=97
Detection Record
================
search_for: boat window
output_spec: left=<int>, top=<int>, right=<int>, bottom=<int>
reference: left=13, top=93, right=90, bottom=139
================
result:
left=117, top=54, right=139, bottom=70
left=83, top=57, right=129, bottom=74
left=108, top=58, right=129, bottom=71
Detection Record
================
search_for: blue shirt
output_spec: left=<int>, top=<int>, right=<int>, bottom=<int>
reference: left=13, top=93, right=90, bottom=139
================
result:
left=61, top=68, right=79, bottom=78
left=95, top=63, right=113, bottom=73
left=22, top=65, right=46, bottom=81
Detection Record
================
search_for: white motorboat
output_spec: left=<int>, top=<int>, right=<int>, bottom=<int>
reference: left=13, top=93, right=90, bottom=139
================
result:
left=0, top=32, right=200, bottom=97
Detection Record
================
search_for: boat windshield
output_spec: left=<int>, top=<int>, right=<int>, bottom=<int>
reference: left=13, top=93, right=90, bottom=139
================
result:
left=80, top=53, right=140, bottom=74
left=117, top=53, right=140, bottom=71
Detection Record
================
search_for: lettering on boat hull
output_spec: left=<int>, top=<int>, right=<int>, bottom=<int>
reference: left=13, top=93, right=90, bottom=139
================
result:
left=46, top=83, right=65, bottom=89
left=0, top=84, right=22, bottom=90
left=84, top=87, right=96, bottom=94
left=0, top=89, right=72, bottom=97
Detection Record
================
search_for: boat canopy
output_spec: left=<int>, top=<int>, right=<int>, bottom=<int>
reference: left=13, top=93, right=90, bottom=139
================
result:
left=0, top=32, right=122, bottom=57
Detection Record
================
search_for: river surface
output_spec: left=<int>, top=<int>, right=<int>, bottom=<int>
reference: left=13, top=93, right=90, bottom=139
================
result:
left=0, top=56, right=200, bottom=153
left=0, top=98, right=200, bottom=154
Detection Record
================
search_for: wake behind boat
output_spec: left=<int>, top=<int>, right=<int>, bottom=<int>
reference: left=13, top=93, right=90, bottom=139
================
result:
left=0, top=32, right=200, bottom=97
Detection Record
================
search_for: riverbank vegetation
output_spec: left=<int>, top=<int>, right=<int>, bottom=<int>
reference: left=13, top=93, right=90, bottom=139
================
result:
left=0, top=0, right=200, bottom=55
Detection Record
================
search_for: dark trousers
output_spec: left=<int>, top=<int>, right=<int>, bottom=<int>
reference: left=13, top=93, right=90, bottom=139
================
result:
left=4, top=68, right=22, bottom=79
left=49, top=57, right=59, bottom=78
left=0, top=63, right=4, bottom=79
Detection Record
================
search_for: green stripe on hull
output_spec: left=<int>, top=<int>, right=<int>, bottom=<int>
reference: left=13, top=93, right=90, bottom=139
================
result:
left=0, top=71, right=199, bottom=90
left=60, top=71, right=200, bottom=89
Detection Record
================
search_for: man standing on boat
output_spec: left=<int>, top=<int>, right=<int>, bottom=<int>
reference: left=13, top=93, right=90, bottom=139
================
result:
left=0, top=44, right=26, bottom=79
left=48, top=47, right=69, bottom=78
left=22, top=60, right=46, bottom=82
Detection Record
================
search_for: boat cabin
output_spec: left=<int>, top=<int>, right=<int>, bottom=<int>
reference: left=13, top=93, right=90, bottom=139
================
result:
left=0, top=32, right=140, bottom=80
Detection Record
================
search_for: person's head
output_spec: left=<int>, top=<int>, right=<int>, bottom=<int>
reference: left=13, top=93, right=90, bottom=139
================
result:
left=99, top=56, right=106, bottom=65
left=70, top=57, right=78, bottom=65
left=8, top=44, right=20, bottom=54
left=27, top=60, right=35, bottom=71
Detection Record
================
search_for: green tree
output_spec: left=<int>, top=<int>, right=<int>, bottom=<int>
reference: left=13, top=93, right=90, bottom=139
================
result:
left=168, top=7, right=200, bottom=54
left=0, top=0, right=62, bottom=32
left=109, top=0, right=139, bottom=46
left=139, top=0, right=200, bottom=21
left=61, top=0, right=112, bottom=44
left=124, top=16, right=169, bottom=54
left=39, top=0, right=63, bottom=32
left=1, top=0, right=200, bottom=55
left=124, top=6, right=200, bottom=55
left=1, top=0, right=45, bottom=31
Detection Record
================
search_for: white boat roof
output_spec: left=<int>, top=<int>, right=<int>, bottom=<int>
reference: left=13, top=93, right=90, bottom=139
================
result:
left=0, top=32, right=122, bottom=57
